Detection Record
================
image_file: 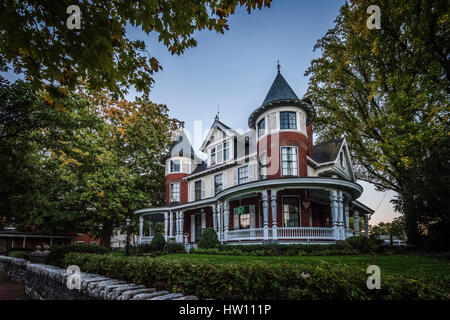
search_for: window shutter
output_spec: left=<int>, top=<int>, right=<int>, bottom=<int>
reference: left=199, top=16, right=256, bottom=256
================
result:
left=250, top=205, right=256, bottom=229
left=223, top=172, right=227, bottom=189
left=210, top=175, right=214, bottom=196
left=233, top=208, right=239, bottom=230
left=248, top=164, right=254, bottom=182
left=201, top=211, right=206, bottom=229
left=190, top=182, right=194, bottom=201
left=233, top=168, right=238, bottom=185
left=201, top=179, right=205, bottom=199
left=191, top=215, right=195, bottom=242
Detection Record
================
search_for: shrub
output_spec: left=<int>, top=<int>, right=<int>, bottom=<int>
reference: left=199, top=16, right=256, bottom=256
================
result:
left=198, top=227, right=219, bottom=249
left=163, top=242, right=186, bottom=254
left=149, top=233, right=166, bottom=251
left=154, top=222, right=165, bottom=234
left=63, top=252, right=450, bottom=300
left=8, top=250, right=31, bottom=259
left=47, top=244, right=109, bottom=267
left=344, top=236, right=384, bottom=254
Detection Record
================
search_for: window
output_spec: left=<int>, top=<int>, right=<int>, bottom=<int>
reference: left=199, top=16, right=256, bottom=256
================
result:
left=282, top=196, right=300, bottom=227
left=210, top=147, right=216, bottom=165
left=259, top=152, right=267, bottom=179
left=281, top=147, right=298, bottom=176
left=340, top=152, right=345, bottom=168
left=194, top=180, right=202, bottom=201
left=170, top=183, right=180, bottom=203
left=223, top=141, right=229, bottom=161
left=257, top=118, right=266, bottom=137
left=238, top=166, right=249, bottom=184
left=280, top=111, right=297, bottom=130
left=234, top=205, right=250, bottom=229
left=170, top=160, right=180, bottom=172
left=195, top=214, right=202, bottom=241
left=214, top=174, right=223, bottom=195
left=217, top=143, right=223, bottom=164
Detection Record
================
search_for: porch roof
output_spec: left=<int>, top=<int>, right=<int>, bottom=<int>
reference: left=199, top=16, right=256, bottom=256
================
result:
left=134, top=176, right=363, bottom=216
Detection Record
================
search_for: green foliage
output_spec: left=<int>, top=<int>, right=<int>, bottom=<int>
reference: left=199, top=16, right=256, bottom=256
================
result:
left=154, top=222, right=165, bottom=235
left=344, top=236, right=384, bottom=254
left=46, top=244, right=109, bottom=267
left=7, top=250, right=31, bottom=259
left=198, top=227, right=220, bottom=249
left=0, top=0, right=271, bottom=97
left=305, top=0, right=450, bottom=247
left=370, top=217, right=406, bottom=239
left=192, top=243, right=359, bottom=256
left=63, top=253, right=450, bottom=300
left=149, top=233, right=166, bottom=252
left=163, top=242, right=186, bottom=254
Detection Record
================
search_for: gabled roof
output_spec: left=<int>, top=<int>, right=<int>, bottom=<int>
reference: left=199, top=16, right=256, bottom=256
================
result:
left=262, top=71, right=299, bottom=106
left=200, top=116, right=238, bottom=151
left=313, top=138, right=344, bottom=163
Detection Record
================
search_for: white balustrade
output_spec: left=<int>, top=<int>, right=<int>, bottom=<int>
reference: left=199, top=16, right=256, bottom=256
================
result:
left=226, top=227, right=334, bottom=241
left=140, top=236, right=154, bottom=244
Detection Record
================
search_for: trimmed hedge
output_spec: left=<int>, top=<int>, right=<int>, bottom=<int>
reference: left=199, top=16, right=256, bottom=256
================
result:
left=7, top=250, right=31, bottom=259
left=63, top=253, right=450, bottom=300
left=47, top=244, right=109, bottom=267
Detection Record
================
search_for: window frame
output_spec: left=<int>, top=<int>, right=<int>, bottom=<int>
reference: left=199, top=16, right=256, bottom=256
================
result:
left=210, top=147, right=216, bottom=165
left=170, top=159, right=181, bottom=173
left=214, top=173, right=223, bottom=195
left=194, top=180, right=202, bottom=201
left=238, top=165, right=249, bottom=184
left=282, top=195, right=301, bottom=227
left=257, top=118, right=266, bottom=137
left=169, top=182, right=180, bottom=203
left=281, top=146, right=298, bottom=176
left=280, top=111, right=297, bottom=130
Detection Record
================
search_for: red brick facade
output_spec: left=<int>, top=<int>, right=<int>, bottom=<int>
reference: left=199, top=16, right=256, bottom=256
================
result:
left=165, top=173, right=189, bottom=205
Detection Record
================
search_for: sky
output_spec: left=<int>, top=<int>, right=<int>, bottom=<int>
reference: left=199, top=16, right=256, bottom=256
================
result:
left=2, top=1, right=400, bottom=225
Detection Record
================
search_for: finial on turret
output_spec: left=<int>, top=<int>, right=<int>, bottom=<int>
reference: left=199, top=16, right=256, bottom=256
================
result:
left=215, top=104, right=219, bottom=120
left=277, top=60, right=280, bottom=73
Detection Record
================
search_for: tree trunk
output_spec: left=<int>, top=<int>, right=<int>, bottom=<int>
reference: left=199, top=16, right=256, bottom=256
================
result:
left=100, top=221, right=113, bottom=249
left=402, top=190, right=422, bottom=246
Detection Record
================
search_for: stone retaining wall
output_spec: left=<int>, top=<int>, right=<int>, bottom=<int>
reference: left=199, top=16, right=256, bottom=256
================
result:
left=0, top=255, right=197, bottom=300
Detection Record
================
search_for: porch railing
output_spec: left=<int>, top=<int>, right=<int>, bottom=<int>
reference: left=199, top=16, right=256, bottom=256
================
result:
left=227, top=227, right=334, bottom=241
left=277, top=227, right=334, bottom=240
left=140, top=236, right=153, bottom=243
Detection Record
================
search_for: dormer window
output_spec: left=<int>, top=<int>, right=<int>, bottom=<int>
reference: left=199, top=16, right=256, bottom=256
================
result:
left=170, top=160, right=180, bottom=173
left=211, top=148, right=216, bottom=165
left=223, top=141, right=229, bottom=161
left=280, top=111, right=297, bottom=130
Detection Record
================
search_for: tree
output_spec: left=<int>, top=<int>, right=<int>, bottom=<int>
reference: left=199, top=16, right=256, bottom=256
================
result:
left=305, top=0, right=449, bottom=246
left=370, top=217, right=406, bottom=240
left=0, top=0, right=271, bottom=98
left=0, top=78, right=182, bottom=247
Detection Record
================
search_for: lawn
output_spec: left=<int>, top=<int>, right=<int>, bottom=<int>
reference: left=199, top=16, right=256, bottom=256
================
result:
left=156, top=253, right=450, bottom=278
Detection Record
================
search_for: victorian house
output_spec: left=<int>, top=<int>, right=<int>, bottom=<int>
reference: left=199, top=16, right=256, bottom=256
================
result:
left=135, top=66, right=373, bottom=245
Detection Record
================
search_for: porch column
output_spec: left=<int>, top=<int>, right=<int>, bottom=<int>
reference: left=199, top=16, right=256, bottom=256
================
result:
left=164, top=212, right=169, bottom=241
left=354, top=210, right=360, bottom=236
left=218, top=202, right=223, bottom=243
left=363, top=214, right=369, bottom=237
left=262, top=190, right=269, bottom=241
left=337, top=192, right=344, bottom=241
left=139, top=216, right=143, bottom=243
left=344, top=203, right=350, bottom=239
left=271, top=189, right=278, bottom=241
left=329, top=190, right=339, bottom=240
left=23, top=237, right=26, bottom=248
left=223, top=201, right=229, bottom=242
left=212, top=204, right=217, bottom=232
left=169, top=211, right=174, bottom=238
left=175, top=212, right=180, bottom=242
left=180, top=212, right=184, bottom=242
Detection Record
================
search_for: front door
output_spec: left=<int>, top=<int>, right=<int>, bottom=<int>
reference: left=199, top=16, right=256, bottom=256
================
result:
left=195, top=214, right=202, bottom=242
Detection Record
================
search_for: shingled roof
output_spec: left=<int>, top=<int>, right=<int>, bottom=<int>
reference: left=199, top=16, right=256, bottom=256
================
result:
left=313, top=138, right=344, bottom=163
left=167, top=130, right=196, bottom=159
left=261, top=71, right=299, bottom=106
